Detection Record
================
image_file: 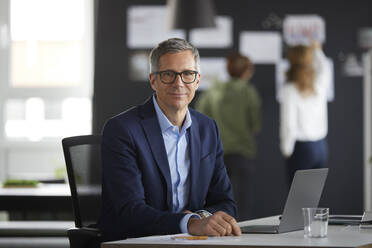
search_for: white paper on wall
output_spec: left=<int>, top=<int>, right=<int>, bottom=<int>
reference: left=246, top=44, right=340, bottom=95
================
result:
left=129, top=51, right=150, bottom=81
left=239, top=31, right=282, bottom=64
left=198, top=57, right=229, bottom=90
left=127, top=5, right=185, bottom=48
left=283, top=15, right=325, bottom=46
left=190, top=16, right=233, bottom=48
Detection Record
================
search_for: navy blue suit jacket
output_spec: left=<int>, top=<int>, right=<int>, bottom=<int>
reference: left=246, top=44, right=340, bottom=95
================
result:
left=98, top=97, right=236, bottom=241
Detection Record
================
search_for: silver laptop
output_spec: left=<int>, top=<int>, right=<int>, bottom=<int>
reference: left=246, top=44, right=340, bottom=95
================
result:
left=241, top=168, right=328, bottom=234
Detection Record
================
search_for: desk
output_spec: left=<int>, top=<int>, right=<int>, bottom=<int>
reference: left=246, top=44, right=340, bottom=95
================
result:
left=0, top=220, right=73, bottom=247
left=0, top=221, right=74, bottom=236
left=0, top=184, right=100, bottom=220
left=0, top=184, right=71, bottom=213
left=101, top=216, right=372, bottom=248
left=0, top=237, right=69, bottom=248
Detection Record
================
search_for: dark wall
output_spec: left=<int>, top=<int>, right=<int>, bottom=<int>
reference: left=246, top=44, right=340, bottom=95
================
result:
left=93, top=0, right=372, bottom=217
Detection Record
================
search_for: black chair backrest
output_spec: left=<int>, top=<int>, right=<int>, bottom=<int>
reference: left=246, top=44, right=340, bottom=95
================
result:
left=62, top=135, right=102, bottom=228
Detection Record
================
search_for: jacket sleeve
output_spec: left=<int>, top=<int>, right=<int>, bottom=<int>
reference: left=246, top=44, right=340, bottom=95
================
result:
left=203, top=120, right=237, bottom=217
left=313, top=48, right=331, bottom=97
left=246, top=86, right=262, bottom=134
left=196, top=90, right=214, bottom=118
left=279, top=86, right=297, bottom=157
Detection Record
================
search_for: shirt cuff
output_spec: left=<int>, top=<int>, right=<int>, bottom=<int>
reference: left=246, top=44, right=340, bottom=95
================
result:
left=180, top=213, right=200, bottom=233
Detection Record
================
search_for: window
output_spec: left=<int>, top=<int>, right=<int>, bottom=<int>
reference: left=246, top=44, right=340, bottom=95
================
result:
left=0, top=0, right=93, bottom=180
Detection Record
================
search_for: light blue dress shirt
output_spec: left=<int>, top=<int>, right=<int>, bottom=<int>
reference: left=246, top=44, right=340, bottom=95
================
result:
left=152, top=96, right=197, bottom=233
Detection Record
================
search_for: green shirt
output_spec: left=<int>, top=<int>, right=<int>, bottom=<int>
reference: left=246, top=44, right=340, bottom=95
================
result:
left=196, top=79, right=261, bottom=159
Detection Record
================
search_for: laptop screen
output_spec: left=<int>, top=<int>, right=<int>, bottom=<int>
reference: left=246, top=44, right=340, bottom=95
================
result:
left=279, top=168, right=328, bottom=233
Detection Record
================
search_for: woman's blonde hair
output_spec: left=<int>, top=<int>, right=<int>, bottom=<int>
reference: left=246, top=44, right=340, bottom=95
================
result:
left=286, top=45, right=315, bottom=94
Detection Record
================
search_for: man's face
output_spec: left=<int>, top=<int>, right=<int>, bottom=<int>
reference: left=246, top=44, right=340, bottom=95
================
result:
left=149, top=50, right=200, bottom=114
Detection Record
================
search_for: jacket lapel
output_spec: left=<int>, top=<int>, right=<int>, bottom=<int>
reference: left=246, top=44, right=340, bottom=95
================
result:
left=188, top=113, right=201, bottom=209
left=139, top=98, right=173, bottom=210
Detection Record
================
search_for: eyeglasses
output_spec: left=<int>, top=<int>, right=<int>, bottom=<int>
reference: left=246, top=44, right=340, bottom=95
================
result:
left=152, top=70, right=199, bottom=84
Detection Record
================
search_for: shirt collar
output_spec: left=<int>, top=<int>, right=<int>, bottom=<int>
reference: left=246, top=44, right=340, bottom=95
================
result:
left=152, top=95, right=192, bottom=134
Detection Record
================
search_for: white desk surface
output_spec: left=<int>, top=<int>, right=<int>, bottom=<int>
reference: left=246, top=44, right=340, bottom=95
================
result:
left=0, top=237, right=69, bottom=248
left=0, top=183, right=101, bottom=196
left=0, top=184, right=70, bottom=196
left=0, top=221, right=74, bottom=236
left=101, top=216, right=372, bottom=248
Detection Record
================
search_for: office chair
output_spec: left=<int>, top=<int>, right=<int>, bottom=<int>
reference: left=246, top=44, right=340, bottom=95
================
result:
left=62, top=135, right=102, bottom=248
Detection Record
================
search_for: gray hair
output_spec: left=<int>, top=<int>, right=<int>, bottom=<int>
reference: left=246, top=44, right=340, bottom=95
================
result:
left=149, top=38, right=200, bottom=73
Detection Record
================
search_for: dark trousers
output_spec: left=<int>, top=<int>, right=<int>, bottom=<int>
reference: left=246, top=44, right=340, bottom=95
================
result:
left=224, top=154, right=255, bottom=221
left=287, top=138, right=328, bottom=187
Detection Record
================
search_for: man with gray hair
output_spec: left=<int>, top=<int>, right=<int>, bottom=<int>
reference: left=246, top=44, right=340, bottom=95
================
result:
left=98, top=38, right=241, bottom=241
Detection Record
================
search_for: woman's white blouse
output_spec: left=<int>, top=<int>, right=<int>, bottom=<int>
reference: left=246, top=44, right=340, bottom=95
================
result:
left=280, top=48, right=331, bottom=157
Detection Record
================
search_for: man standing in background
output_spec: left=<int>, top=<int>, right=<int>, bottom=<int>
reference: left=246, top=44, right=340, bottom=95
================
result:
left=197, top=53, right=261, bottom=221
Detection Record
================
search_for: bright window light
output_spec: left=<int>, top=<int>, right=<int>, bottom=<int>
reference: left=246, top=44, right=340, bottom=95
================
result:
left=4, top=0, right=92, bottom=141
left=1, top=0, right=92, bottom=180
left=10, top=0, right=84, bottom=41
left=10, top=0, right=85, bottom=87
left=5, top=97, right=91, bottom=141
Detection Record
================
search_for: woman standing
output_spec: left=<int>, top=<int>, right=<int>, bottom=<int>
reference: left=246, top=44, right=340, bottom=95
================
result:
left=280, top=42, right=331, bottom=185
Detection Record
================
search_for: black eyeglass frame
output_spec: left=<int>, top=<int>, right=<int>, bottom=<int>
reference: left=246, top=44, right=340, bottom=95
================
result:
left=152, top=70, right=199, bottom=84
